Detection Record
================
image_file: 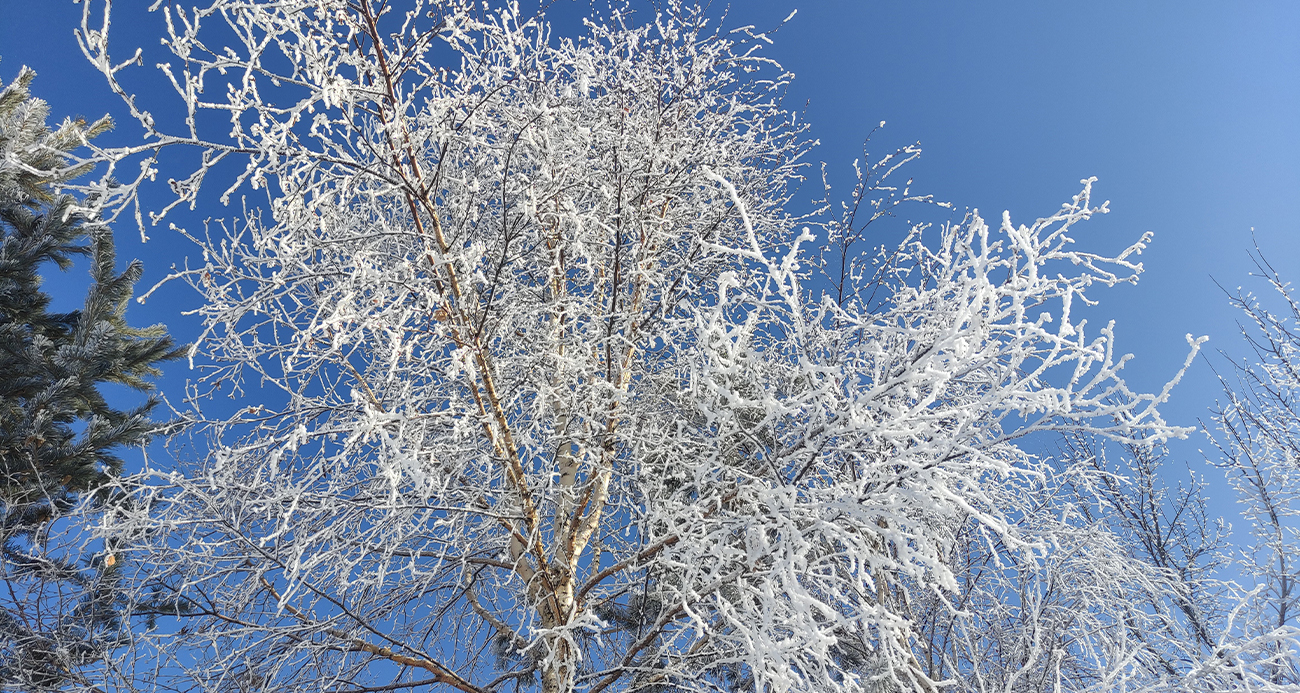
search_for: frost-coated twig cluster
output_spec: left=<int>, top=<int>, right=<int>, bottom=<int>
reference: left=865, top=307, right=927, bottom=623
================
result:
left=66, top=1, right=1298, bottom=692
left=1196, top=249, right=1300, bottom=687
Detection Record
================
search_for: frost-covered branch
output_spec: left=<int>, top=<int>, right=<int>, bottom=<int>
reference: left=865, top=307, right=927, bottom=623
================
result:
left=76, top=2, right=1210, bottom=693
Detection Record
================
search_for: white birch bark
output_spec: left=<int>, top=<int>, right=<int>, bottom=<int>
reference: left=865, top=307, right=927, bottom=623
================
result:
left=72, top=2, right=1214, bottom=692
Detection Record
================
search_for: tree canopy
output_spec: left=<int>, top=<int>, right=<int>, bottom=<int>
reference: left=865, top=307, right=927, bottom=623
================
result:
left=0, top=1, right=1290, bottom=692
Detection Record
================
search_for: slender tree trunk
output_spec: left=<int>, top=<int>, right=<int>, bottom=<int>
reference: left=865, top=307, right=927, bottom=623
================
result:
left=541, top=639, right=574, bottom=693
left=541, top=576, right=576, bottom=693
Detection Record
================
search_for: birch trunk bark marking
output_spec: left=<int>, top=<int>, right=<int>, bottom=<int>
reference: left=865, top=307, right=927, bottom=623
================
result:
left=357, top=4, right=547, bottom=571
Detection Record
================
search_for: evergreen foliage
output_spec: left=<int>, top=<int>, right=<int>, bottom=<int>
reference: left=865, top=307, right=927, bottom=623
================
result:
left=0, top=63, right=183, bottom=691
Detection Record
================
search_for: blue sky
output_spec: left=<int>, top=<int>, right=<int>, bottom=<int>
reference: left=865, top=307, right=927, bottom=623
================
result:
left=738, top=1, right=1300, bottom=422
left=1, top=1, right=1298, bottom=494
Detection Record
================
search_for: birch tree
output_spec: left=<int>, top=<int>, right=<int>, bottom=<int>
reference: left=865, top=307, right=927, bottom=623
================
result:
left=76, top=2, right=1205, bottom=692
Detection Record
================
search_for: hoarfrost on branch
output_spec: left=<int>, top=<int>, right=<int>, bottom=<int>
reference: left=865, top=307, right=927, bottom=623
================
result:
left=73, top=1, right=1235, bottom=691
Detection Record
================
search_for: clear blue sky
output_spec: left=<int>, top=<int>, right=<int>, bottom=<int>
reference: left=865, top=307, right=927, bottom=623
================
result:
left=1, top=1, right=1297, bottom=481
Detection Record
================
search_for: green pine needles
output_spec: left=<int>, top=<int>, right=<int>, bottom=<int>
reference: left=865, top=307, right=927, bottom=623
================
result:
left=0, top=63, right=183, bottom=691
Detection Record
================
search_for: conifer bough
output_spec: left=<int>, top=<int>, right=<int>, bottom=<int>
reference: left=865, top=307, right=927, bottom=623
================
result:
left=0, top=65, right=182, bottom=690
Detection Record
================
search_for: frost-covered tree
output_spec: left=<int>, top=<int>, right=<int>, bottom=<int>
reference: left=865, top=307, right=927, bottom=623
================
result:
left=1031, top=251, right=1300, bottom=691
left=907, top=436, right=1231, bottom=693
left=896, top=249, right=1300, bottom=692
left=77, top=2, right=1207, bottom=692
left=1196, top=251, right=1300, bottom=686
left=0, top=64, right=183, bottom=690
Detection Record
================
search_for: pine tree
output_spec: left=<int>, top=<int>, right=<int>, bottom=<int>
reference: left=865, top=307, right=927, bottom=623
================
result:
left=0, top=63, right=184, bottom=691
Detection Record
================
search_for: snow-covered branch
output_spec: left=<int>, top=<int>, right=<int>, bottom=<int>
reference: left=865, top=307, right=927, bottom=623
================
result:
left=75, top=2, right=1215, bottom=692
